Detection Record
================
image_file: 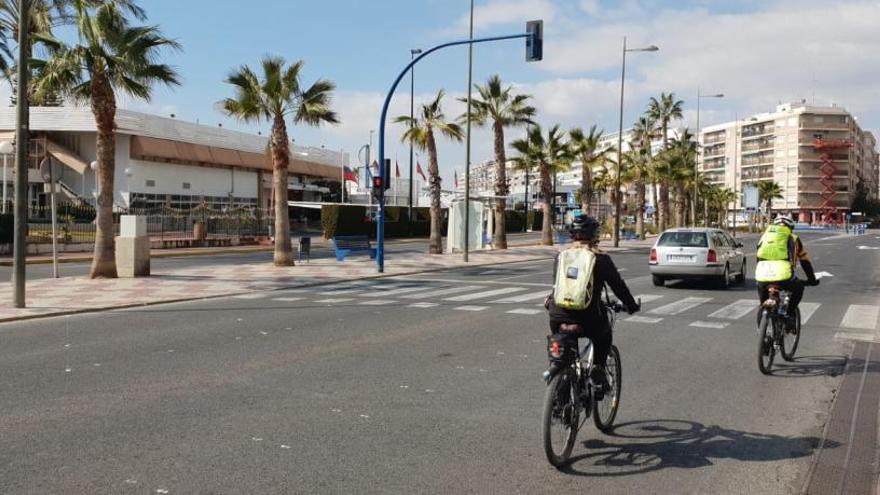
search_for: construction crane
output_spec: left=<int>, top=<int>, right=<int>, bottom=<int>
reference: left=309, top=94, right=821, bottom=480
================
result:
left=812, top=137, right=852, bottom=224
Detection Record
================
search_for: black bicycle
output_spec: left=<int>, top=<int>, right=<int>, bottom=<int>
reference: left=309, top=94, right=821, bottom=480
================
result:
left=541, top=298, right=630, bottom=468
left=757, top=285, right=801, bottom=374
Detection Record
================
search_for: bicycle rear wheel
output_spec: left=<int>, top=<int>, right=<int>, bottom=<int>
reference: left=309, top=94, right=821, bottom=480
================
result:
left=757, top=311, right=775, bottom=374
left=593, top=345, right=622, bottom=433
left=781, top=307, right=801, bottom=361
left=542, top=367, right=579, bottom=468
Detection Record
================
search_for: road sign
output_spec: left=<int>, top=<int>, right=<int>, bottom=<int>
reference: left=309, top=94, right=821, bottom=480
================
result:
left=39, top=157, right=63, bottom=183
left=742, top=185, right=759, bottom=209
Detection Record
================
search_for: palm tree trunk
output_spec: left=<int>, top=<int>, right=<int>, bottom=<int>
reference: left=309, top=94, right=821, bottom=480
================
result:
left=89, top=75, right=118, bottom=278
left=270, top=115, right=294, bottom=266
left=492, top=121, right=507, bottom=250
left=636, top=176, right=646, bottom=240
left=426, top=130, right=443, bottom=254
left=540, top=163, right=552, bottom=246
left=580, top=162, right=592, bottom=215
left=659, top=182, right=669, bottom=231
left=673, top=182, right=685, bottom=227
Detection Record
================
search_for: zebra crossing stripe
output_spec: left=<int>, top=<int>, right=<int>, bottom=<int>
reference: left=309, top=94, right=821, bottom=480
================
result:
left=690, top=320, right=730, bottom=329
left=359, top=300, right=397, bottom=306
left=444, top=287, right=526, bottom=302
left=709, top=299, right=756, bottom=320
left=315, top=298, right=354, bottom=304
left=402, top=285, right=485, bottom=299
left=232, top=293, right=266, bottom=300
left=834, top=332, right=880, bottom=343
left=635, top=294, right=664, bottom=304
left=649, top=297, right=713, bottom=316
left=506, top=308, right=543, bottom=315
left=799, top=302, right=821, bottom=323
left=840, top=305, right=880, bottom=330
left=625, top=315, right=663, bottom=324
left=455, top=306, right=488, bottom=312
left=494, top=291, right=550, bottom=303
left=360, top=286, right=434, bottom=298
left=408, top=302, right=438, bottom=308
left=273, top=297, right=303, bottom=302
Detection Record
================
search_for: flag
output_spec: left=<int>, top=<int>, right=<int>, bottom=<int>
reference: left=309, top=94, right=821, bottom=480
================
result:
left=395, top=161, right=401, bottom=178
left=343, top=166, right=358, bottom=184
left=416, top=161, right=427, bottom=181
left=454, top=170, right=459, bottom=189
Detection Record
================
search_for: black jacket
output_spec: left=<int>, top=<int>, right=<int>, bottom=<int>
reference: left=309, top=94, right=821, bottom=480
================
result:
left=548, top=247, right=638, bottom=323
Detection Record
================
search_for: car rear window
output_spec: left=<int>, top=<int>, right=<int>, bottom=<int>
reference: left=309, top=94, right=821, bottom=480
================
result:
left=658, top=232, right=708, bottom=247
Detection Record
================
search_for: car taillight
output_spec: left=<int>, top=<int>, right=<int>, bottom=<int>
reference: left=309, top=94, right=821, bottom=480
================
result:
left=707, top=249, right=717, bottom=263
left=649, top=248, right=658, bottom=263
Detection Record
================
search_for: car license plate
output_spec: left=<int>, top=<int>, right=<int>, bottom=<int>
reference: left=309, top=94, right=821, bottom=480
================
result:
left=667, top=255, right=694, bottom=262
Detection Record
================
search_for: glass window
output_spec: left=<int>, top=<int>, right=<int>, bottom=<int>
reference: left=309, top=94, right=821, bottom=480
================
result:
left=145, top=179, right=155, bottom=188
left=658, top=232, right=708, bottom=247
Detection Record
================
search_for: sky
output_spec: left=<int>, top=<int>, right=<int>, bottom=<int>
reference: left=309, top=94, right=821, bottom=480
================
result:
left=25, top=0, right=880, bottom=186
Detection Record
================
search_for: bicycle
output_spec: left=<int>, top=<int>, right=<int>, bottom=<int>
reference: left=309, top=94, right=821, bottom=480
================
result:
left=541, top=297, right=632, bottom=468
left=757, top=285, right=801, bottom=374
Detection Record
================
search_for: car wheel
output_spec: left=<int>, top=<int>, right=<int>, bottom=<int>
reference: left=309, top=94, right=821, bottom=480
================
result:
left=717, top=264, right=731, bottom=289
left=652, top=275, right=665, bottom=287
left=735, top=260, right=746, bottom=284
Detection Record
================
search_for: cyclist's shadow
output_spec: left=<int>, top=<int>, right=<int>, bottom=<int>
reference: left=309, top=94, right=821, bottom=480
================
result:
left=560, top=419, right=839, bottom=477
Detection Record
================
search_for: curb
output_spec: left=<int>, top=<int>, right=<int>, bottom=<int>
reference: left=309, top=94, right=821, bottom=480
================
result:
left=0, top=250, right=559, bottom=325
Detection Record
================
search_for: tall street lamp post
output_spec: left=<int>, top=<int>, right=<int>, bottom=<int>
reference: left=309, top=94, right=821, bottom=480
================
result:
left=12, top=0, right=30, bottom=308
left=463, top=0, right=475, bottom=262
left=694, top=89, right=724, bottom=226
left=614, top=37, right=658, bottom=247
left=408, top=48, right=421, bottom=234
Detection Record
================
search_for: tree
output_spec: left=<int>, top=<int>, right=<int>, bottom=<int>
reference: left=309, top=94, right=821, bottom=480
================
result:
left=646, top=92, right=684, bottom=231
left=32, top=0, right=180, bottom=278
left=396, top=90, right=462, bottom=254
left=461, top=75, right=534, bottom=250
left=221, top=56, right=338, bottom=266
left=630, top=116, right=655, bottom=239
left=511, top=125, right=570, bottom=245
left=757, top=180, right=783, bottom=226
left=568, top=125, right=612, bottom=216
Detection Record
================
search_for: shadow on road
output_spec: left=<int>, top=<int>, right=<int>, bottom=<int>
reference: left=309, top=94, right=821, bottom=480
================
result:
left=559, top=419, right=839, bottom=477
left=768, top=355, right=848, bottom=378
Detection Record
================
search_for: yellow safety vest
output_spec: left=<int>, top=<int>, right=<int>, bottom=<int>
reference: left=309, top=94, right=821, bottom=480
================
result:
left=755, top=225, right=795, bottom=282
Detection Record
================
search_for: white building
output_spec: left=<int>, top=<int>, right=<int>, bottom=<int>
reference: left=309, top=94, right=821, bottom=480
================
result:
left=0, top=106, right=348, bottom=211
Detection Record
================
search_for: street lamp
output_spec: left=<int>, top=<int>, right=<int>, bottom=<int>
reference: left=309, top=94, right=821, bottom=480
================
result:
left=614, top=37, right=658, bottom=247
left=694, top=89, right=724, bottom=226
left=463, top=0, right=475, bottom=262
left=408, top=48, right=422, bottom=234
left=0, top=140, right=14, bottom=213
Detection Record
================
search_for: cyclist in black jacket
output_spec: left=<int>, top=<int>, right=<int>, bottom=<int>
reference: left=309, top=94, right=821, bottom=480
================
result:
left=546, top=216, right=640, bottom=391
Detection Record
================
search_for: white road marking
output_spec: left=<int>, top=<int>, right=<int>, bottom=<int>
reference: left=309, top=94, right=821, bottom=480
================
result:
left=494, top=291, right=549, bottom=303
left=690, top=320, right=730, bottom=329
left=840, top=304, right=880, bottom=330
left=709, top=299, right=757, bottom=320
left=444, top=287, right=526, bottom=302
left=407, top=276, right=549, bottom=288
left=402, top=285, right=485, bottom=299
left=408, top=302, right=438, bottom=308
left=280, top=444, right=292, bottom=449
left=857, top=246, right=880, bottom=250
left=814, top=271, right=835, bottom=279
left=317, top=288, right=363, bottom=296
left=649, top=297, right=713, bottom=316
left=800, top=302, right=821, bottom=323
left=455, top=305, right=489, bottom=312
left=232, top=293, right=265, bottom=300
left=625, top=315, right=664, bottom=324
left=360, top=286, right=433, bottom=297
left=506, top=308, right=543, bottom=315
left=635, top=294, right=664, bottom=304
left=314, top=298, right=354, bottom=304
left=359, top=300, right=397, bottom=306
left=273, top=297, right=303, bottom=302
left=834, top=332, right=880, bottom=343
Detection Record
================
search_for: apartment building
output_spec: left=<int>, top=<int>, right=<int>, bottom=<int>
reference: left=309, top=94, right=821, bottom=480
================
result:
left=699, top=102, right=879, bottom=223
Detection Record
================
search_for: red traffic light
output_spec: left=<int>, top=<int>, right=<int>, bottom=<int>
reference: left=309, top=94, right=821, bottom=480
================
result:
left=372, top=177, right=383, bottom=189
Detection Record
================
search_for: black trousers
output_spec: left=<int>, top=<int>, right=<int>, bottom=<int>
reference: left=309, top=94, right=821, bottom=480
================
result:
left=757, top=278, right=805, bottom=311
left=549, top=315, right=612, bottom=370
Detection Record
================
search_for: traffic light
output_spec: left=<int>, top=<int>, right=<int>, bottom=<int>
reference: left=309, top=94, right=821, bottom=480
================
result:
left=371, top=176, right=383, bottom=202
left=526, top=20, right=543, bottom=62
left=383, top=159, right=392, bottom=190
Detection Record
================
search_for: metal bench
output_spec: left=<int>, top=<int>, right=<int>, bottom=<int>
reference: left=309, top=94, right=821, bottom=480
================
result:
left=332, top=235, right=376, bottom=261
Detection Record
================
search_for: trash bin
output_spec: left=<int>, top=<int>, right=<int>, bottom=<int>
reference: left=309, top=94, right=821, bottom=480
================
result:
left=298, top=236, right=311, bottom=262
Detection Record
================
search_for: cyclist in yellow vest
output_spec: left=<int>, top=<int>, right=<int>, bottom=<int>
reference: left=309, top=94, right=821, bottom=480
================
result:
left=755, top=215, right=819, bottom=326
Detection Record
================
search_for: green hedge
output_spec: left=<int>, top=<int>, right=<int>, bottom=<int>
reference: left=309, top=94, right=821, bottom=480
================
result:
left=321, top=204, right=369, bottom=238
left=505, top=210, right=527, bottom=232
left=0, top=213, right=11, bottom=244
left=321, top=204, right=446, bottom=239
left=527, top=210, right=543, bottom=231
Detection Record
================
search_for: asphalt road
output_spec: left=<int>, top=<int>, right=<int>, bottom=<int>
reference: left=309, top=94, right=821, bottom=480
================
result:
left=0, top=231, right=545, bottom=281
left=1, top=231, right=877, bottom=493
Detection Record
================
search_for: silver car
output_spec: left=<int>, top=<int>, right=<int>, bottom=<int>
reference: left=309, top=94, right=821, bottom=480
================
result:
left=649, top=228, right=746, bottom=288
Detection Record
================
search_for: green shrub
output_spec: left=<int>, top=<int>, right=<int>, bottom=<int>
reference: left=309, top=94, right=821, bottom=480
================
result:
left=527, top=210, right=543, bottom=231
left=321, top=204, right=369, bottom=238
left=505, top=210, right=527, bottom=232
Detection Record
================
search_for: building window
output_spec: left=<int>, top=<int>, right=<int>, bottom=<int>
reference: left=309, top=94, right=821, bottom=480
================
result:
left=814, top=115, right=825, bottom=123
left=146, top=179, right=156, bottom=188
left=182, top=182, right=191, bottom=190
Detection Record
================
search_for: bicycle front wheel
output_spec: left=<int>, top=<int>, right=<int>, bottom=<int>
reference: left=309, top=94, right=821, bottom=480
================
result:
left=757, top=311, right=775, bottom=374
left=593, top=345, right=622, bottom=433
left=781, top=307, right=801, bottom=361
left=542, top=368, right=579, bottom=468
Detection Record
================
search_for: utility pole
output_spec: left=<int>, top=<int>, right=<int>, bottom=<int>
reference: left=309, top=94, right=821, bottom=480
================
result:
left=13, top=0, right=30, bottom=308
left=463, top=0, right=474, bottom=261
left=408, top=48, right=421, bottom=235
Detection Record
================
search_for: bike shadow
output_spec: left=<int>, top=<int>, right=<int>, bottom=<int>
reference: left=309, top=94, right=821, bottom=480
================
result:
left=767, top=355, right=848, bottom=378
left=559, top=419, right=839, bottom=477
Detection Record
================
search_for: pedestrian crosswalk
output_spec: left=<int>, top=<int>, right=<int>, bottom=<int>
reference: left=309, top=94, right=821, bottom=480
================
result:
left=261, top=279, right=880, bottom=334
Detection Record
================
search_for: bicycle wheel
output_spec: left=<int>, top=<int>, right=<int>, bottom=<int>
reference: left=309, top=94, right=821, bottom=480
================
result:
left=593, top=345, right=622, bottom=433
left=542, top=367, right=579, bottom=468
left=781, top=307, right=801, bottom=361
left=757, top=311, right=775, bottom=374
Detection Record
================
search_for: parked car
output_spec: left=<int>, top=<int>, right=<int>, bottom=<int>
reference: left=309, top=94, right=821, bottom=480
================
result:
left=649, top=228, right=746, bottom=288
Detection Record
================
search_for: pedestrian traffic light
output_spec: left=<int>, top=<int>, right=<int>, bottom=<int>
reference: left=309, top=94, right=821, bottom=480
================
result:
left=383, top=159, right=392, bottom=190
left=526, top=20, right=543, bottom=62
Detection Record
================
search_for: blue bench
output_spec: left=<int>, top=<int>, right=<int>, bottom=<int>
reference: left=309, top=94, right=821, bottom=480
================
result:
left=332, top=235, right=377, bottom=261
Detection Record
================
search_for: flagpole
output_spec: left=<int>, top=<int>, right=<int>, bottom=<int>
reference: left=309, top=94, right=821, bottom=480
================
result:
left=340, top=148, right=346, bottom=204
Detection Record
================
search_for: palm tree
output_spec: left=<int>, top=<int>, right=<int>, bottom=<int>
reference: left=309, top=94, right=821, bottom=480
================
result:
left=511, top=124, right=570, bottom=245
left=32, top=1, right=180, bottom=278
left=461, top=75, right=534, bottom=249
left=568, top=125, right=612, bottom=216
left=222, top=57, right=338, bottom=266
left=396, top=90, right=463, bottom=254
left=757, top=180, right=783, bottom=226
left=630, top=116, right=654, bottom=238
left=646, top=92, right=684, bottom=230
left=712, top=187, right=736, bottom=228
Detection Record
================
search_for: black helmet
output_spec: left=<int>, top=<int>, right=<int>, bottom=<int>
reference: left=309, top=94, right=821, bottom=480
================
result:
left=569, top=216, right=600, bottom=240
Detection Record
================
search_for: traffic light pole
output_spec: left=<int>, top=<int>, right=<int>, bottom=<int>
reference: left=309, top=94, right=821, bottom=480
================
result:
left=375, top=29, right=539, bottom=273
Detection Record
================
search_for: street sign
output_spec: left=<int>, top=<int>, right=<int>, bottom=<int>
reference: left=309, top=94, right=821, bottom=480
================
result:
left=742, top=185, right=759, bottom=209
left=39, top=157, right=63, bottom=182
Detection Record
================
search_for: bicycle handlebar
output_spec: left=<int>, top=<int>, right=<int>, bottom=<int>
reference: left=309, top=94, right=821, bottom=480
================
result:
left=606, top=297, right=641, bottom=314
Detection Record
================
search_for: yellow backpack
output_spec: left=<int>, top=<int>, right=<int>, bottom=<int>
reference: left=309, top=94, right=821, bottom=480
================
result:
left=755, top=225, right=794, bottom=282
left=554, top=247, right=597, bottom=310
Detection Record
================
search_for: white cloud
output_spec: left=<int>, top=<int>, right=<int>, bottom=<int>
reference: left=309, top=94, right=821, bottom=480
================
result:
left=439, top=0, right=557, bottom=37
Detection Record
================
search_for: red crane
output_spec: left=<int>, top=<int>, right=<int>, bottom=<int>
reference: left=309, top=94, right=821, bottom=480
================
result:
left=812, top=138, right=852, bottom=224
